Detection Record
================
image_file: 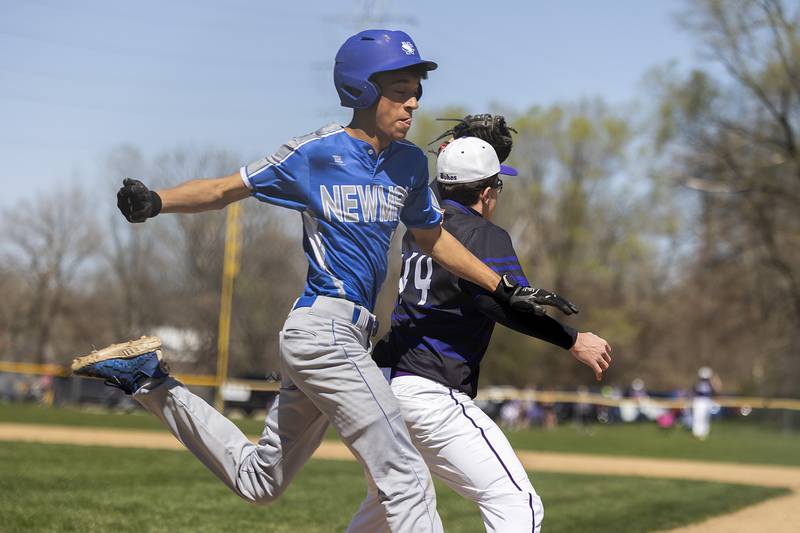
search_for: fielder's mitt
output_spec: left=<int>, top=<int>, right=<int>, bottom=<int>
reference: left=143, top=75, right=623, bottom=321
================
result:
left=430, top=114, right=517, bottom=162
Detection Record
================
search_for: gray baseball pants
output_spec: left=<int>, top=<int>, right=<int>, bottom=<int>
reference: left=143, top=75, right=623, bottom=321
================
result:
left=134, top=296, right=443, bottom=532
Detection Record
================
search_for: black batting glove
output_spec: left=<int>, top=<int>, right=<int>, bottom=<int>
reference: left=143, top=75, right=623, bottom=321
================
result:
left=493, top=274, right=580, bottom=316
left=117, top=178, right=162, bottom=223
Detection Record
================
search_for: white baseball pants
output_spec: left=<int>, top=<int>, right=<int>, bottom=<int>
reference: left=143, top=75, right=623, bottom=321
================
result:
left=692, top=397, right=712, bottom=439
left=348, top=374, right=543, bottom=533
left=134, top=297, right=443, bottom=533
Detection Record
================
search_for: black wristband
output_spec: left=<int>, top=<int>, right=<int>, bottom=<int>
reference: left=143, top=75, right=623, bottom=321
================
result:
left=149, top=191, right=162, bottom=218
left=492, top=275, right=516, bottom=303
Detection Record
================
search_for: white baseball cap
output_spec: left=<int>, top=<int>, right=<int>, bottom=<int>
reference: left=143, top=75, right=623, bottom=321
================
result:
left=436, top=137, right=518, bottom=184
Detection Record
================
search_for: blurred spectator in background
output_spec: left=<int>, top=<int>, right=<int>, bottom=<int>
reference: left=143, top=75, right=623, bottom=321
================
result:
left=628, top=378, right=647, bottom=399
left=692, top=366, right=716, bottom=440
left=500, top=399, right=524, bottom=431
left=521, top=385, right=541, bottom=428
left=656, top=409, right=675, bottom=429
left=598, top=385, right=622, bottom=423
left=0, top=373, right=14, bottom=402
left=657, top=388, right=688, bottom=430
left=540, top=388, right=558, bottom=430
left=621, top=378, right=649, bottom=422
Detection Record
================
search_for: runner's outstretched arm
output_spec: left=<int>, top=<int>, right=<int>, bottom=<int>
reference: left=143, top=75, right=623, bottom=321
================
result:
left=157, top=173, right=249, bottom=213
left=115, top=173, right=249, bottom=223
left=410, top=225, right=500, bottom=292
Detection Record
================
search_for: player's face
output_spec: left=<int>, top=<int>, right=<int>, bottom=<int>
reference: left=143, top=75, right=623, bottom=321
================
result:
left=373, top=69, right=422, bottom=142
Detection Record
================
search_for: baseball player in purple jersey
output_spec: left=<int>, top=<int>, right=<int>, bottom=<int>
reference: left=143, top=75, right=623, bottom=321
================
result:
left=348, top=129, right=613, bottom=532
left=692, top=366, right=716, bottom=440
left=70, top=32, right=555, bottom=532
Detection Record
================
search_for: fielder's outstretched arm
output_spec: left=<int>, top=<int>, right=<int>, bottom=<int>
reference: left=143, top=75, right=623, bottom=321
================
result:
left=469, top=292, right=611, bottom=381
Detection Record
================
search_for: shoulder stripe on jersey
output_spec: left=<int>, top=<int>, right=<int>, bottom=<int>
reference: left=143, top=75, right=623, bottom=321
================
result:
left=246, top=125, right=344, bottom=180
left=491, top=264, right=524, bottom=273
left=483, top=256, right=519, bottom=263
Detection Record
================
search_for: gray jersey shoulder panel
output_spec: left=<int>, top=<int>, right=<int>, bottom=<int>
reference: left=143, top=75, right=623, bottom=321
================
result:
left=246, top=123, right=344, bottom=176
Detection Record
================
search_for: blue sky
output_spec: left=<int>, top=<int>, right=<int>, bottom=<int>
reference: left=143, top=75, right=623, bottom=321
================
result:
left=0, top=0, right=699, bottom=206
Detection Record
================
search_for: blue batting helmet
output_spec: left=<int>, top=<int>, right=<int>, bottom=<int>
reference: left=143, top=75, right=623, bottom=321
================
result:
left=334, top=29, right=438, bottom=109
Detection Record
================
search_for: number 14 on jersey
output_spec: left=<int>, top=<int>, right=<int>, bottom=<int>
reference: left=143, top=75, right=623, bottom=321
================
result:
left=399, top=252, right=434, bottom=305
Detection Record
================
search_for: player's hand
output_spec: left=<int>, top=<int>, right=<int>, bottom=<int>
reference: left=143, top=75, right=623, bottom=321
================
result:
left=117, top=178, right=162, bottom=223
left=570, top=332, right=612, bottom=381
left=493, top=275, right=580, bottom=316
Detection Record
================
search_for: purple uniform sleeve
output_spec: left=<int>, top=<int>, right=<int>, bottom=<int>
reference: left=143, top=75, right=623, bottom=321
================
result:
left=239, top=138, right=310, bottom=211
left=462, top=225, right=529, bottom=287
left=460, top=225, right=576, bottom=349
left=400, top=154, right=443, bottom=229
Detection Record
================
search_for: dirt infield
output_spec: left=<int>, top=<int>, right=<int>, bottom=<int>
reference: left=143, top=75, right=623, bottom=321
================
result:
left=1, top=422, right=798, bottom=532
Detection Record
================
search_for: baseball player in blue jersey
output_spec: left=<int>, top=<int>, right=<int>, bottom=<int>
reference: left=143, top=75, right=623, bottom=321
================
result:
left=348, top=122, right=613, bottom=533
left=70, top=32, right=553, bottom=532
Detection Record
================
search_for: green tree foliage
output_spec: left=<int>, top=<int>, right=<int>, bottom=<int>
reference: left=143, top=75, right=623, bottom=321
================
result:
left=3, top=1, right=798, bottom=397
left=653, top=0, right=800, bottom=395
left=470, top=103, right=668, bottom=388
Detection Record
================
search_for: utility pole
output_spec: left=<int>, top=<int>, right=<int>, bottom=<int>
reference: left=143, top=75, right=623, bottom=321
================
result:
left=215, top=202, right=242, bottom=411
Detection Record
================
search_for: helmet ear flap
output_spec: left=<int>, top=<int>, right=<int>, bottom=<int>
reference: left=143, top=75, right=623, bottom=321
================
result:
left=363, top=79, right=381, bottom=107
left=335, top=72, right=381, bottom=108
left=360, top=79, right=380, bottom=108
left=417, top=82, right=423, bottom=101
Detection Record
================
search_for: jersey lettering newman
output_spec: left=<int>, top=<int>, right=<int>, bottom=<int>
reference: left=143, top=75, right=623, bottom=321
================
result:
left=320, top=184, right=408, bottom=223
left=240, top=123, right=442, bottom=311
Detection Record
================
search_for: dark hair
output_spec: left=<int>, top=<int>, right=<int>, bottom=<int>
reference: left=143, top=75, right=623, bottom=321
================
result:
left=437, top=175, right=499, bottom=206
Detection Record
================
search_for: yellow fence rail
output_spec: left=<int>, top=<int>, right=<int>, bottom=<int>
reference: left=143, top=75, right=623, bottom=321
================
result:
left=474, top=389, right=800, bottom=411
left=0, top=361, right=279, bottom=392
left=3, top=360, right=799, bottom=409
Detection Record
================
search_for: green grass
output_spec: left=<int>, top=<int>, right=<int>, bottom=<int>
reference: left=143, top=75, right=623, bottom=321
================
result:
left=0, top=402, right=268, bottom=434
left=0, top=442, right=787, bottom=533
left=3, top=403, right=799, bottom=466
left=504, top=421, right=800, bottom=467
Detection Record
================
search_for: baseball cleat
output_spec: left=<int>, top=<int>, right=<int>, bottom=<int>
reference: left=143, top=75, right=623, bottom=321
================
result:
left=71, top=336, right=169, bottom=394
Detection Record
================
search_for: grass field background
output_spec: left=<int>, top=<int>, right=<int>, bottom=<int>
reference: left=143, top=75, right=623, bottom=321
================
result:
left=3, top=403, right=798, bottom=466
left=1, top=403, right=798, bottom=531
left=0, top=441, right=788, bottom=533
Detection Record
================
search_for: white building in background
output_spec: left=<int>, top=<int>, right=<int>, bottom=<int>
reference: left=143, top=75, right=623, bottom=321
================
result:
left=151, top=326, right=204, bottom=364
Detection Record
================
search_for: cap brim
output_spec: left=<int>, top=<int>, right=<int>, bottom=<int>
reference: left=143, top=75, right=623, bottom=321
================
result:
left=377, top=58, right=438, bottom=74
left=500, top=164, right=518, bottom=176
left=418, top=60, right=438, bottom=71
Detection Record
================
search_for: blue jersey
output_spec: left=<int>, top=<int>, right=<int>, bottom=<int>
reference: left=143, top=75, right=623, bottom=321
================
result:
left=240, top=123, right=442, bottom=311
